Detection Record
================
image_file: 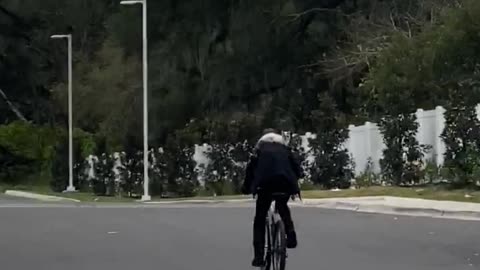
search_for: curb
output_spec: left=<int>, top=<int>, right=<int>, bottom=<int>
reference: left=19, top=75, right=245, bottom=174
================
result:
left=306, top=200, right=480, bottom=221
left=143, top=196, right=480, bottom=221
left=144, top=198, right=253, bottom=205
left=4, top=190, right=81, bottom=203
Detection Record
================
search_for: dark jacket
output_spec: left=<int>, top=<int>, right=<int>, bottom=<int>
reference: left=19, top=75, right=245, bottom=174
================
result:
left=242, top=141, right=303, bottom=195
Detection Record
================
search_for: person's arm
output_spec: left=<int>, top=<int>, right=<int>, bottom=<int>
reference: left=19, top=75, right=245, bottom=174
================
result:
left=242, top=154, right=257, bottom=195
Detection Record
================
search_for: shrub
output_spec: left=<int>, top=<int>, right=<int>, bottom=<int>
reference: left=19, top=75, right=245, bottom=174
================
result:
left=0, top=122, right=56, bottom=185
left=379, top=113, right=428, bottom=186
left=50, top=128, right=97, bottom=192
left=356, top=157, right=381, bottom=187
left=289, top=134, right=311, bottom=182
left=309, top=94, right=353, bottom=189
left=122, top=151, right=144, bottom=197
left=423, top=160, right=441, bottom=185
left=149, top=148, right=169, bottom=196
left=441, top=86, right=480, bottom=189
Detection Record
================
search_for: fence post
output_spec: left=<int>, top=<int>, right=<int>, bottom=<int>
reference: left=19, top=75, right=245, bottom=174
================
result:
left=348, top=124, right=356, bottom=174
left=435, top=106, right=446, bottom=166
left=365, top=122, right=373, bottom=162
left=415, top=109, right=424, bottom=145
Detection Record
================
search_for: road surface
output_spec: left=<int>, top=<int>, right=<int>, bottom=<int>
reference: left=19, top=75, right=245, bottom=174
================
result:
left=0, top=202, right=479, bottom=270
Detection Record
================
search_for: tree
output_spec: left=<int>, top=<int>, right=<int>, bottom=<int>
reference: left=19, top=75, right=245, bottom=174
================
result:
left=362, top=0, right=480, bottom=186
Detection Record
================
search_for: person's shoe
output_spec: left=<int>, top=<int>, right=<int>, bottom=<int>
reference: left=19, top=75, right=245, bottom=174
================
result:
left=251, top=257, right=265, bottom=267
left=286, top=231, right=297, bottom=249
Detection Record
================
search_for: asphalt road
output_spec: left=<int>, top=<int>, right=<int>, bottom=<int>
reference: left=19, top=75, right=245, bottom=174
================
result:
left=1, top=203, right=479, bottom=270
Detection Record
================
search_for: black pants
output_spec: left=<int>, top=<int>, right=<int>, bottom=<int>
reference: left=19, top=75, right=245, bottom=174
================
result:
left=253, top=191, right=295, bottom=255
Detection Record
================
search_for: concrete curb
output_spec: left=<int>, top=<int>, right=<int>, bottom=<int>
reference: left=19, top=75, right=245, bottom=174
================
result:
left=144, top=198, right=253, bottom=205
left=302, top=199, right=480, bottom=221
left=4, top=190, right=81, bottom=203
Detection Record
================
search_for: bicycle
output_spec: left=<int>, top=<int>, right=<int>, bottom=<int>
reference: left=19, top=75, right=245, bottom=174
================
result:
left=261, top=192, right=293, bottom=270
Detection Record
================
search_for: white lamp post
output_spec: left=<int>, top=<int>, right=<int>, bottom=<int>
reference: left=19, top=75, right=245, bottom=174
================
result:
left=51, top=34, right=76, bottom=193
left=121, top=0, right=151, bottom=201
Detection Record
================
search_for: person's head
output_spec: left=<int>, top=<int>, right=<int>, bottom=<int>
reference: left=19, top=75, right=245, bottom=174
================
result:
left=262, top=128, right=280, bottom=136
left=256, top=128, right=286, bottom=149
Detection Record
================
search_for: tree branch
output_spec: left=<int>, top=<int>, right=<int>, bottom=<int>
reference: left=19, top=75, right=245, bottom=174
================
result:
left=0, top=4, right=29, bottom=28
left=0, top=88, right=29, bottom=122
left=287, top=7, right=347, bottom=22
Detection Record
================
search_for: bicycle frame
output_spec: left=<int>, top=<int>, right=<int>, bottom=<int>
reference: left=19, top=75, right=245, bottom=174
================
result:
left=262, top=194, right=288, bottom=270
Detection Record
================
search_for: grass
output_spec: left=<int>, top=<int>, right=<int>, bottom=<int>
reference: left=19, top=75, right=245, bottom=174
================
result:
left=2, top=184, right=480, bottom=203
left=1, top=184, right=135, bottom=203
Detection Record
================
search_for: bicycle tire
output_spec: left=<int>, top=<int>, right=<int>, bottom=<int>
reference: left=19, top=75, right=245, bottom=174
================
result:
left=272, top=219, right=287, bottom=270
left=262, top=216, right=273, bottom=270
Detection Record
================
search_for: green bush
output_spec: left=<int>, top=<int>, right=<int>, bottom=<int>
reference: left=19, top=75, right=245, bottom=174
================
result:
left=0, top=122, right=57, bottom=185
left=379, top=113, right=427, bottom=186
left=149, top=149, right=169, bottom=197
left=423, top=160, right=441, bottom=184
left=355, top=157, right=381, bottom=187
left=162, top=134, right=199, bottom=198
left=300, top=180, right=317, bottom=191
left=50, top=128, right=97, bottom=192
left=441, top=87, right=480, bottom=189
left=309, top=94, right=353, bottom=189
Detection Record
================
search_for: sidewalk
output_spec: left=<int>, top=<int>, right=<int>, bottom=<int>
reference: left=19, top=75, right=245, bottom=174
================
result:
left=3, top=190, right=80, bottom=203
left=300, top=196, right=480, bottom=220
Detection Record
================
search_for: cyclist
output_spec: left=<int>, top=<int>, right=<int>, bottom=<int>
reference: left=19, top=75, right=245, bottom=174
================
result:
left=242, top=129, right=303, bottom=267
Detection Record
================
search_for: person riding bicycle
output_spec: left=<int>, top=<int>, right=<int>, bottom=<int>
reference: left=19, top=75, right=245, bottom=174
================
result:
left=242, top=129, right=303, bottom=267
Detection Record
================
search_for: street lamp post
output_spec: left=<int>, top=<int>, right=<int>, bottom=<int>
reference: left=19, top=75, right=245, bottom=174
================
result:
left=51, top=34, right=76, bottom=193
left=121, top=0, right=151, bottom=201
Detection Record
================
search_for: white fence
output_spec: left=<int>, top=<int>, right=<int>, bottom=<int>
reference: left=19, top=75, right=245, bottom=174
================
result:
left=192, top=105, right=480, bottom=178
left=192, top=106, right=448, bottom=177
left=346, top=105, right=480, bottom=175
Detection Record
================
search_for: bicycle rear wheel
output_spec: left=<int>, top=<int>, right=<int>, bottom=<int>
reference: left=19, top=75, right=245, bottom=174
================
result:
left=272, top=219, right=287, bottom=270
left=261, top=213, right=272, bottom=270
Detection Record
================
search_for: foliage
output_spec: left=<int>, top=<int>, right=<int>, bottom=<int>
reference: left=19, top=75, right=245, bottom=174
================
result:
left=169, top=146, right=199, bottom=197
left=423, top=160, right=441, bottom=184
left=309, top=94, right=353, bottom=189
left=204, top=143, right=242, bottom=196
left=355, top=157, right=381, bottom=187
left=299, top=180, right=317, bottom=191
left=362, top=0, right=480, bottom=118
left=378, top=113, right=427, bottom=186
left=0, top=122, right=56, bottom=185
left=4, top=0, right=480, bottom=193
left=359, top=0, right=480, bottom=187
left=441, top=86, right=480, bottom=188
left=50, top=128, right=97, bottom=192
left=122, top=151, right=144, bottom=197
left=149, top=148, right=169, bottom=197
left=162, top=133, right=200, bottom=197
left=289, top=134, right=311, bottom=182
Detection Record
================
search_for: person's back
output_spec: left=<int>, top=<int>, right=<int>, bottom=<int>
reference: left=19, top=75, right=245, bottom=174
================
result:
left=251, top=139, right=300, bottom=192
left=242, top=130, right=303, bottom=267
